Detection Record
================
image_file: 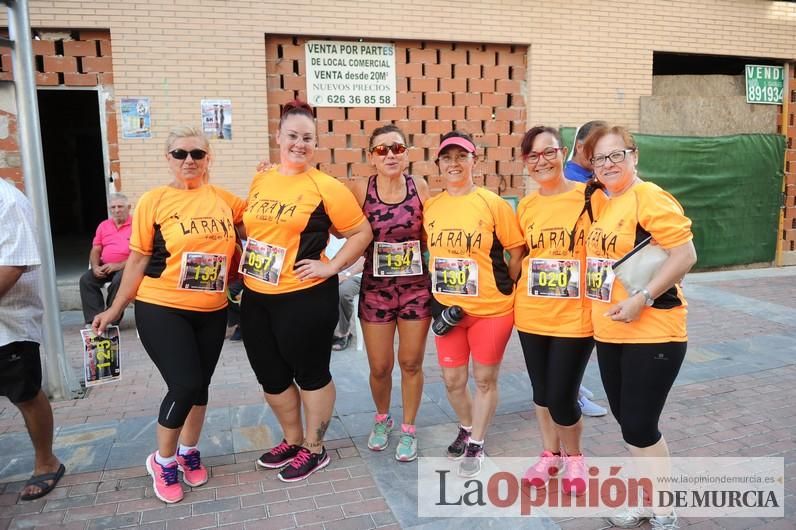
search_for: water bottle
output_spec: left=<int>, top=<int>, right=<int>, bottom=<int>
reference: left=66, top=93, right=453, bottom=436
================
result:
left=432, top=305, right=464, bottom=336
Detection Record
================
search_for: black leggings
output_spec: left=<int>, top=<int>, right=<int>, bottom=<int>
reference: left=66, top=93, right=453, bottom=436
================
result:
left=240, top=277, right=338, bottom=394
left=518, top=332, right=594, bottom=426
left=135, top=301, right=227, bottom=429
left=596, top=341, right=687, bottom=448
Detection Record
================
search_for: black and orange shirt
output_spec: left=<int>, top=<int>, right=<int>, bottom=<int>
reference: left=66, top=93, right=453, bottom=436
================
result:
left=242, top=167, right=365, bottom=294
left=131, top=184, right=245, bottom=312
left=514, top=183, right=606, bottom=338
left=423, top=187, right=524, bottom=317
left=585, top=181, right=693, bottom=344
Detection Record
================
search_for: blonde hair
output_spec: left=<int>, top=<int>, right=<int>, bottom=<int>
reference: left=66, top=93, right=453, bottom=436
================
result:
left=165, top=125, right=212, bottom=183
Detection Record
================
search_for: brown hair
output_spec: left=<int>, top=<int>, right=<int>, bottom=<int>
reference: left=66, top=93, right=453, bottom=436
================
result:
left=582, top=124, right=637, bottom=162
left=520, top=126, right=562, bottom=159
left=369, top=124, right=407, bottom=148
left=279, top=99, right=314, bottom=127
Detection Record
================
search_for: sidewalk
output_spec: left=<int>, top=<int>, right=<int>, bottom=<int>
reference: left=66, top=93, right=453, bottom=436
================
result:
left=0, top=267, right=794, bottom=529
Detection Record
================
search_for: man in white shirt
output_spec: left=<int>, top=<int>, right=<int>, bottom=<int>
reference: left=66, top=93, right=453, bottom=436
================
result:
left=0, top=178, right=64, bottom=500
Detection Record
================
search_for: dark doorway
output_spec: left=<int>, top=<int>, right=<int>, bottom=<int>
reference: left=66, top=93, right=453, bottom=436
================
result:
left=37, top=89, right=107, bottom=275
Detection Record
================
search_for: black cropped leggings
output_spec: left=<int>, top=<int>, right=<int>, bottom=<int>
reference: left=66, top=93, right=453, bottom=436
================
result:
left=518, top=332, right=594, bottom=426
left=596, top=341, right=687, bottom=448
left=135, top=301, right=227, bottom=429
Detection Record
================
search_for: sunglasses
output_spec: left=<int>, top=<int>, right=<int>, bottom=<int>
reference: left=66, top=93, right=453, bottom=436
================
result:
left=169, top=149, right=208, bottom=160
left=370, top=143, right=407, bottom=156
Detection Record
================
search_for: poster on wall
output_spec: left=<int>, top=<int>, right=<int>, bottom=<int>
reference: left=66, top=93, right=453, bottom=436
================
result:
left=305, top=40, right=397, bottom=107
left=201, top=99, right=232, bottom=140
left=81, top=326, right=122, bottom=387
left=120, top=97, right=151, bottom=139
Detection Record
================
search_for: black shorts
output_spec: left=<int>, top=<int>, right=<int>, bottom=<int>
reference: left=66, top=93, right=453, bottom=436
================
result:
left=0, top=341, right=42, bottom=404
left=240, top=277, right=338, bottom=394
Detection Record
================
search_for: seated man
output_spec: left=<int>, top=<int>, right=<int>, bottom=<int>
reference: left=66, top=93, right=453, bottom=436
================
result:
left=79, top=193, right=132, bottom=325
left=326, top=235, right=365, bottom=351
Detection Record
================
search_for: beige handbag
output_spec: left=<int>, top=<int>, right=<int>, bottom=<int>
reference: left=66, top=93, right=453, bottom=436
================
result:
left=610, top=235, right=668, bottom=294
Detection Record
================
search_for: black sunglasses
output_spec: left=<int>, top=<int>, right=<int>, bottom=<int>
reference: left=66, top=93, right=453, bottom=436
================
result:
left=169, top=149, right=208, bottom=160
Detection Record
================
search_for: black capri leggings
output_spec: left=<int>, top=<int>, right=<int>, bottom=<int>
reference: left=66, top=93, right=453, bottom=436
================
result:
left=135, top=301, right=227, bottom=429
left=240, top=276, right=338, bottom=394
left=596, top=341, right=687, bottom=448
left=518, top=332, right=594, bottom=426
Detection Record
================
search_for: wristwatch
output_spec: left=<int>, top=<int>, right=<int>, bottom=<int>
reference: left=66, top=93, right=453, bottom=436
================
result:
left=633, top=288, right=654, bottom=306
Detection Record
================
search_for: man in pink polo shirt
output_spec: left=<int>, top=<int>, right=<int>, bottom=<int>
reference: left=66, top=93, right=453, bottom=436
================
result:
left=79, top=193, right=132, bottom=325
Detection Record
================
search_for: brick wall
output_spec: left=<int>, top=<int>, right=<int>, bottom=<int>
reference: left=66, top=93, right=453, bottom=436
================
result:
left=266, top=37, right=526, bottom=195
left=0, top=29, right=121, bottom=190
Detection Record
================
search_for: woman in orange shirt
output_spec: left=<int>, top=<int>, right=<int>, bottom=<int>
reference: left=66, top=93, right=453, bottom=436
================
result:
left=240, top=100, right=371, bottom=482
left=583, top=125, right=696, bottom=529
left=514, top=126, right=605, bottom=497
left=93, top=126, right=245, bottom=504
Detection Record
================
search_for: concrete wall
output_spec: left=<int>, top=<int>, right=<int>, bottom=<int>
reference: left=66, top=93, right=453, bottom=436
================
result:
left=640, top=75, right=778, bottom=136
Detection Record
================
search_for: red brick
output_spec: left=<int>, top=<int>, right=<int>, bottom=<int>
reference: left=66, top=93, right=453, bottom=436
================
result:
left=409, top=77, right=437, bottom=92
left=32, top=39, right=56, bottom=56
left=378, top=107, right=406, bottom=121
left=425, top=92, right=452, bottom=106
left=350, top=134, right=370, bottom=148
left=412, top=161, right=438, bottom=176
left=78, top=30, right=110, bottom=40
left=82, top=56, right=112, bottom=73
left=348, top=108, right=376, bottom=121
left=99, top=39, right=112, bottom=57
left=510, top=65, right=526, bottom=80
left=406, top=146, right=425, bottom=161
left=317, top=107, right=345, bottom=120
left=454, top=64, right=480, bottom=79
left=499, top=160, right=524, bottom=174
left=282, top=75, right=305, bottom=90
left=280, top=43, right=304, bottom=61
left=482, top=92, right=508, bottom=107
left=469, top=78, right=495, bottom=93
left=313, top=147, right=333, bottom=163
left=64, top=72, right=98, bottom=86
left=440, top=78, right=467, bottom=92
left=363, top=120, right=382, bottom=136
left=267, top=90, right=295, bottom=105
left=43, top=55, right=77, bottom=73
left=426, top=120, right=453, bottom=134
left=469, top=50, right=497, bottom=66
left=498, top=50, right=527, bottom=66
left=63, top=40, right=97, bottom=57
left=408, top=48, right=437, bottom=63
left=424, top=63, right=451, bottom=78
left=334, top=149, right=363, bottom=164
left=499, top=134, right=523, bottom=147
left=496, top=108, right=524, bottom=121
left=333, top=120, right=361, bottom=134
left=35, top=71, right=59, bottom=86
left=474, top=133, right=499, bottom=147
left=486, top=146, right=513, bottom=161
left=467, top=106, right=493, bottom=120
left=412, top=134, right=437, bottom=148
left=440, top=49, right=467, bottom=64
left=496, top=79, right=522, bottom=93
left=98, top=72, right=114, bottom=85
left=0, top=54, right=11, bottom=73
left=438, top=106, right=465, bottom=120
left=453, top=92, right=480, bottom=106
left=483, top=64, right=510, bottom=79
left=351, top=162, right=372, bottom=177
left=396, top=62, right=422, bottom=77
left=396, top=119, right=422, bottom=134
left=408, top=106, right=435, bottom=120
left=318, top=134, right=345, bottom=152
left=485, top=120, right=510, bottom=134
left=319, top=163, right=347, bottom=178
left=455, top=120, right=484, bottom=133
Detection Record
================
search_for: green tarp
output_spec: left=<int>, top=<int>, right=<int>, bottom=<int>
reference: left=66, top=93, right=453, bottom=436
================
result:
left=556, top=128, right=784, bottom=268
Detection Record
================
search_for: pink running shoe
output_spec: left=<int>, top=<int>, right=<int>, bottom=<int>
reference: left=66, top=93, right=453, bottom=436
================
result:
left=561, top=454, right=588, bottom=496
left=522, top=450, right=563, bottom=489
left=145, top=453, right=184, bottom=503
left=176, top=448, right=208, bottom=487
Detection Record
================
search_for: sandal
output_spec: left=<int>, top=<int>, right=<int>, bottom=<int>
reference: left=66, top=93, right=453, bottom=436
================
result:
left=331, top=334, right=351, bottom=351
left=20, top=463, right=65, bottom=501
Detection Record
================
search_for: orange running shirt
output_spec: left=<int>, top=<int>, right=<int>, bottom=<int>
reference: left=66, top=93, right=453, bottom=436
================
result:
left=586, top=181, right=693, bottom=343
left=514, top=183, right=606, bottom=338
left=423, top=187, right=524, bottom=317
left=131, top=184, right=245, bottom=312
left=242, top=167, right=365, bottom=294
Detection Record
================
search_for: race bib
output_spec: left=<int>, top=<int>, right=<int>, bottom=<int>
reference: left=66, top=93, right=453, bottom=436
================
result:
left=528, top=259, right=580, bottom=298
left=239, top=238, right=286, bottom=286
left=373, top=240, right=423, bottom=277
left=432, top=257, right=478, bottom=296
left=585, top=257, right=616, bottom=302
left=178, top=252, right=227, bottom=292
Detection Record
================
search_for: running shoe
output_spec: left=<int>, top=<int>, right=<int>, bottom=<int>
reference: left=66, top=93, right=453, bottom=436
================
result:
left=579, top=385, right=594, bottom=399
left=606, top=505, right=655, bottom=528
left=277, top=447, right=330, bottom=482
left=447, top=426, right=471, bottom=460
left=367, top=415, right=394, bottom=451
left=579, top=395, right=608, bottom=417
left=145, top=453, right=183, bottom=504
left=560, top=454, right=587, bottom=496
left=650, top=514, right=679, bottom=529
left=176, top=448, right=208, bottom=487
left=458, top=443, right=485, bottom=477
left=256, top=439, right=301, bottom=469
left=522, top=450, right=563, bottom=489
left=395, top=432, right=418, bottom=462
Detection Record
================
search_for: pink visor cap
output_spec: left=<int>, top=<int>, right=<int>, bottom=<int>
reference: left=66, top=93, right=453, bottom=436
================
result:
left=435, top=137, right=476, bottom=158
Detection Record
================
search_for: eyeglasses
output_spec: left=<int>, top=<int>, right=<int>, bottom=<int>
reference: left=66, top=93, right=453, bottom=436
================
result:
left=370, top=143, right=407, bottom=156
left=591, top=148, right=636, bottom=168
left=169, top=149, right=208, bottom=160
left=438, top=153, right=473, bottom=164
left=524, top=147, right=563, bottom=164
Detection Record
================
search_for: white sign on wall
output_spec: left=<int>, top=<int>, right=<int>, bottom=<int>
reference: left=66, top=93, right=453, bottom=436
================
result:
left=305, top=40, right=396, bottom=107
